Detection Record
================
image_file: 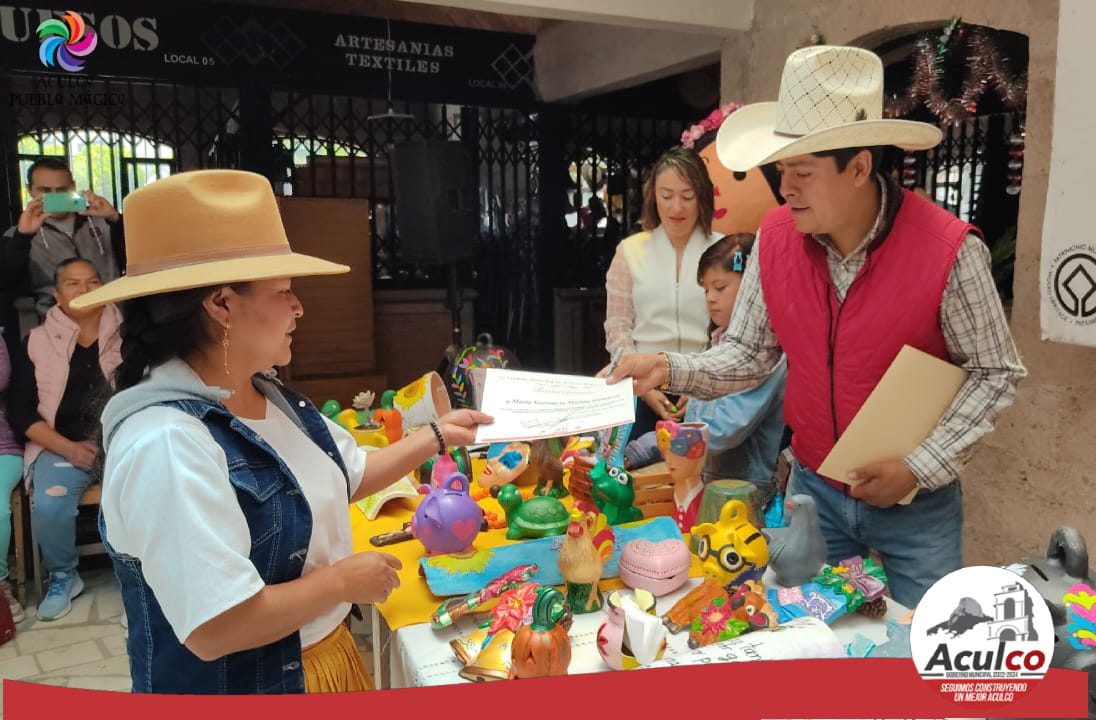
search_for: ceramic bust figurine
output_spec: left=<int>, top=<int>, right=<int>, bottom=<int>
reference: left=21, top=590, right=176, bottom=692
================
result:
left=655, top=420, right=709, bottom=532
left=680, top=103, right=780, bottom=237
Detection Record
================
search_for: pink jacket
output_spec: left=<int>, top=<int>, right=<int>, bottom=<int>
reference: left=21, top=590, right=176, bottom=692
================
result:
left=759, top=191, right=974, bottom=487
left=24, top=304, right=123, bottom=472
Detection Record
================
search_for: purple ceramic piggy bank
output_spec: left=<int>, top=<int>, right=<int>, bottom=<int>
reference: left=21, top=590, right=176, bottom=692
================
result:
left=412, top=472, right=483, bottom=555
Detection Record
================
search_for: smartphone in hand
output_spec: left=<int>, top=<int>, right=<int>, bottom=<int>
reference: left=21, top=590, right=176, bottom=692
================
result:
left=42, top=192, right=88, bottom=214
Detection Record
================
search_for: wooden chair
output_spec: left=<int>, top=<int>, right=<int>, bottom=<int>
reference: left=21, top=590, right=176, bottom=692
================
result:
left=9, top=485, right=30, bottom=606
left=31, top=484, right=105, bottom=600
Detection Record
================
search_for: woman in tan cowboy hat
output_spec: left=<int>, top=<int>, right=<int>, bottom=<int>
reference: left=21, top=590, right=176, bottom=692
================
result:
left=72, top=170, right=491, bottom=694
left=607, top=45, right=1026, bottom=607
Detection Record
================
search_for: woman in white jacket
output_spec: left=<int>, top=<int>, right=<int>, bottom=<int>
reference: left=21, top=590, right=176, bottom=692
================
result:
left=604, top=147, right=719, bottom=439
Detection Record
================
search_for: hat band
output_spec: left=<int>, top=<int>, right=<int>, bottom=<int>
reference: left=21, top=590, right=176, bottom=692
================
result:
left=126, top=243, right=293, bottom=276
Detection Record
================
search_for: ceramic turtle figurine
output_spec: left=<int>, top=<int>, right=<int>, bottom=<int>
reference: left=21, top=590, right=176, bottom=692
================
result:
left=495, top=484, right=570, bottom=540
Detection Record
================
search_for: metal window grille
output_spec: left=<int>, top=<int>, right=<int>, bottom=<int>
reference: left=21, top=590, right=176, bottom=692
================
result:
left=3, top=72, right=240, bottom=216
left=3, top=68, right=685, bottom=365
left=901, top=111, right=1024, bottom=224
left=560, top=112, right=687, bottom=288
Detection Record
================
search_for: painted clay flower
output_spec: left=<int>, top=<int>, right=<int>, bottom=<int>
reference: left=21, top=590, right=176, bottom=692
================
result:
left=488, top=582, right=539, bottom=634
left=698, top=598, right=732, bottom=636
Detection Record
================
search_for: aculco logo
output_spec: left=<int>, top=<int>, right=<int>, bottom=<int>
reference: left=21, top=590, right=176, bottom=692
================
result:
left=922, top=642, right=1047, bottom=673
left=911, top=566, right=1055, bottom=707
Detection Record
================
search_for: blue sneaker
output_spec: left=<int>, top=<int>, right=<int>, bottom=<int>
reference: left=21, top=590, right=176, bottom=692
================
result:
left=36, top=570, right=85, bottom=621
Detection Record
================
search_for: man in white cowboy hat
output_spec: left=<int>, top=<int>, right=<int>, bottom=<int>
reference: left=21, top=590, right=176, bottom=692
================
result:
left=607, top=45, right=1026, bottom=606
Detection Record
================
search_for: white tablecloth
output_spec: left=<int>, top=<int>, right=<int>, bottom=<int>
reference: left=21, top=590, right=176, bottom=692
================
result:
left=387, top=575, right=909, bottom=689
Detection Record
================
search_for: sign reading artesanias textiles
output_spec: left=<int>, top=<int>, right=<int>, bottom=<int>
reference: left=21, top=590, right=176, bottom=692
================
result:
left=1040, top=0, right=1096, bottom=347
left=0, top=2, right=535, bottom=107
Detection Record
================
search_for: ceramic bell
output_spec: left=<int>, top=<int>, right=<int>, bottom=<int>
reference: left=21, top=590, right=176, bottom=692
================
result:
left=458, top=629, right=516, bottom=682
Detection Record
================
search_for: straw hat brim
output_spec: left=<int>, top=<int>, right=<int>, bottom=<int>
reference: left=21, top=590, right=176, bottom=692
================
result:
left=69, top=252, right=349, bottom=310
left=716, top=101, right=943, bottom=172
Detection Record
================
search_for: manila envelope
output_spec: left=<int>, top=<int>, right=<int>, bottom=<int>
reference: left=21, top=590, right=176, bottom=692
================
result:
left=816, top=345, right=968, bottom=505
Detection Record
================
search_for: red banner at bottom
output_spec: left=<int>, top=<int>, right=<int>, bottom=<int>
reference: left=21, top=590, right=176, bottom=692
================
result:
left=3, top=660, right=1089, bottom=719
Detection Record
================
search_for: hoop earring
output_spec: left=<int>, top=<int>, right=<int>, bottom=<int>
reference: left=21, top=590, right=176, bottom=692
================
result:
left=222, top=323, right=231, bottom=376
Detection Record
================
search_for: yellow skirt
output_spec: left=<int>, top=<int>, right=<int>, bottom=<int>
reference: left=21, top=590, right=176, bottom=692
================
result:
left=301, top=623, right=374, bottom=693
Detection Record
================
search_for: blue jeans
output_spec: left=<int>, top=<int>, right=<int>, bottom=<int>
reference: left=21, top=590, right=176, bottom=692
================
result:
left=0, top=454, right=24, bottom=579
left=787, top=460, right=963, bottom=608
left=30, top=451, right=95, bottom=574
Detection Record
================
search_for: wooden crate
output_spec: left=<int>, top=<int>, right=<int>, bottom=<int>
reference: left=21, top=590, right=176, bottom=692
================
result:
left=630, top=461, right=675, bottom=519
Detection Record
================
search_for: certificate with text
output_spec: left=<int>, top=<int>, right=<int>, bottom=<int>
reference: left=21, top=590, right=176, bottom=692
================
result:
left=473, top=368, right=636, bottom=443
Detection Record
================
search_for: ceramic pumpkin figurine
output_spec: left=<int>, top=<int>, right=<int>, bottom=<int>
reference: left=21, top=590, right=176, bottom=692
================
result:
left=372, top=389, right=403, bottom=444
left=511, top=586, right=571, bottom=679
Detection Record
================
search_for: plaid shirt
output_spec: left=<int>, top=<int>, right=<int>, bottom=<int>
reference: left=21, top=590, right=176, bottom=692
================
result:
left=604, top=245, right=637, bottom=355
left=665, top=178, right=1027, bottom=491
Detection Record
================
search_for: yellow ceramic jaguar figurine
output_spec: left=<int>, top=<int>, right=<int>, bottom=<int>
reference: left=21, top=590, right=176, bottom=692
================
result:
left=690, top=499, right=769, bottom=586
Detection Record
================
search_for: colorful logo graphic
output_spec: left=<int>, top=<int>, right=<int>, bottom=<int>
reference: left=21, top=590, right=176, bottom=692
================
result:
left=37, top=11, right=98, bottom=72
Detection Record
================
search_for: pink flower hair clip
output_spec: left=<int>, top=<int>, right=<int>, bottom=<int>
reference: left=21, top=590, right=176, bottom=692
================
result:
left=680, top=102, right=741, bottom=149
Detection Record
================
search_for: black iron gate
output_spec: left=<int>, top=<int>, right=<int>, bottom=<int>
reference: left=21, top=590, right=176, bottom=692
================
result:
left=558, top=112, right=688, bottom=289
left=1, top=69, right=688, bottom=367
left=2, top=73, right=240, bottom=211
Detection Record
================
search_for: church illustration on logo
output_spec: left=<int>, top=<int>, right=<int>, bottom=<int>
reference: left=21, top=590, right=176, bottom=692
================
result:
left=985, top=582, right=1039, bottom=642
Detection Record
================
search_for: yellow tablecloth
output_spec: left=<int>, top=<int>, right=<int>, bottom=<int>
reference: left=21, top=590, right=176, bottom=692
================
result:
left=349, top=490, right=704, bottom=631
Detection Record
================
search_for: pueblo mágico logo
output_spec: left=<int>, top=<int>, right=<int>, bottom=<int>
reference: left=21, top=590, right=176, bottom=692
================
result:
left=36, top=11, right=98, bottom=72
left=910, top=565, right=1054, bottom=707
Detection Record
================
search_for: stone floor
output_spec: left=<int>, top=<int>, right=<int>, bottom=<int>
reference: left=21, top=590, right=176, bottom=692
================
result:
left=0, top=567, right=376, bottom=712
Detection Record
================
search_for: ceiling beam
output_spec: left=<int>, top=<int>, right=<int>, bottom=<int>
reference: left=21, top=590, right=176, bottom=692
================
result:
left=535, top=22, right=721, bottom=102
left=396, top=0, right=753, bottom=35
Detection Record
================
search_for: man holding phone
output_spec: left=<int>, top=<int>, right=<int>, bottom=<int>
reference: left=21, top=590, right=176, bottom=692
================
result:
left=1, top=157, right=125, bottom=336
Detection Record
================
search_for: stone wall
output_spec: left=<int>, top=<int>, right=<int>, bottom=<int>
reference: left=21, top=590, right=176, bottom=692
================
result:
left=721, top=1, right=1096, bottom=565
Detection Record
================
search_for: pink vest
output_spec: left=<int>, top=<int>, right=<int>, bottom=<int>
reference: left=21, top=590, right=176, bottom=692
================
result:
left=758, top=190, right=975, bottom=487
left=24, top=304, right=123, bottom=472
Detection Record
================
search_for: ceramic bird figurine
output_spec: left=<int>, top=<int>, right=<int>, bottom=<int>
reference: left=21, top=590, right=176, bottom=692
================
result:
left=760, top=494, right=827, bottom=587
left=558, top=506, right=614, bottom=613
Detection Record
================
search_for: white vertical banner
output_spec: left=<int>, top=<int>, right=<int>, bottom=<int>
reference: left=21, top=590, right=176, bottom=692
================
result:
left=1041, top=0, right=1096, bottom=346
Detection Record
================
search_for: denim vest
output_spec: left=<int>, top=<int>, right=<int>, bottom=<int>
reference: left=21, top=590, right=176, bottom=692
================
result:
left=101, top=377, right=350, bottom=694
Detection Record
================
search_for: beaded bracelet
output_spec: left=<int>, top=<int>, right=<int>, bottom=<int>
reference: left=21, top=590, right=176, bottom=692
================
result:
left=429, top=420, right=447, bottom=455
